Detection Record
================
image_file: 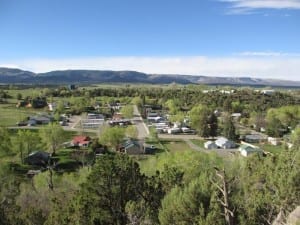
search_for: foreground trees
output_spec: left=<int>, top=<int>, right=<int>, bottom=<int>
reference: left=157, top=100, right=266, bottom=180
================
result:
left=15, top=130, right=40, bottom=163
left=0, top=127, right=12, bottom=156
left=0, top=147, right=299, bottom=225
left=46, top=154, right=164, bottom=225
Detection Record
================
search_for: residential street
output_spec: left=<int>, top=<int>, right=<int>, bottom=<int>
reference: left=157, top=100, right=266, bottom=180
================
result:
left=132, top=105, right=149, bottom=139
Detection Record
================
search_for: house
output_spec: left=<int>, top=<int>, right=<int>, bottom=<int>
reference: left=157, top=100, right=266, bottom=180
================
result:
left=29, top=115, right=53, bottom=125
left=268, top=137, right=281, bottom=146
left=204, top=141, right=218, bottom=149
left=245, top=134, right=266, bottom=143
left=121, top=139, right=143, bottom=155
left=72, top=136, right=91, bottom=148
left=215, top=137, right=236, bottom=149
left=35, top=116, right=52, bottom=124
left=239, top=144, right=263, bottom=157
left=24, top=151, right=50, bottom=166
left=261, top=90, right=275, bottom=95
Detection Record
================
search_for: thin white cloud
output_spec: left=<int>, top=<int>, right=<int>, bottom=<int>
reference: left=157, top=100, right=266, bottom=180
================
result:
left=238, top=51, right=300, bottom=57
left=219, top=0, right=300, bottom=14
left=1, top=56, right=300, bottom=81
left=0, top=64, right=22, bottom=69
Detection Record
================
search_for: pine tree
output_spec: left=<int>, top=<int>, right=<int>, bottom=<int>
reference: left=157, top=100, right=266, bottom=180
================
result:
left=222, top=116, right=237, bottom=141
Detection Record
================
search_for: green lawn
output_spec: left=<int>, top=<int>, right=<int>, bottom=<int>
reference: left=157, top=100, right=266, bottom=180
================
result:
left=0, top=103, right=48, bottom=126
left=190, top=139, right=206, bottom=147
left=160, top=139, right=194, bottom=152
left=258, top=143, right=283, bottom=154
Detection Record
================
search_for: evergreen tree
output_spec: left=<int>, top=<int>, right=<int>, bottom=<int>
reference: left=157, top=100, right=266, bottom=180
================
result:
left=208, top=113, right=218, bottom=138
left=222, top=116, right=238, bottom=141
left=73, top=154, right=149, bottom=225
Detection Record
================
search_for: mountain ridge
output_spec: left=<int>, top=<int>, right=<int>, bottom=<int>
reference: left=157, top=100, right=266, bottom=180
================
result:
left=0, top=67, right=299, bottom=87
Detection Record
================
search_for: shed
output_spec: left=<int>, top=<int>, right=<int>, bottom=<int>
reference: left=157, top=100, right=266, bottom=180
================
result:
left=239, top=144, right=263, bottom=157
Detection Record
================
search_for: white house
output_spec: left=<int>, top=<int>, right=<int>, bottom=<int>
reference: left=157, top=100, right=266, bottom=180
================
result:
left=215, top=137, right=236, bottom=149
left=261, top=90, right=275, bottom=95
left=204, top=141, right=218, bottom=149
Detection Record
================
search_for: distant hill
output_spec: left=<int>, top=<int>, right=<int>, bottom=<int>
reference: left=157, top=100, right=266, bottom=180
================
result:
left=0, top=67, right=300, bottom=87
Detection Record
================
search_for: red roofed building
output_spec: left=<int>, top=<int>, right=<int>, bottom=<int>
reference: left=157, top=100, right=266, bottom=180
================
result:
left=72, top=136, right=91, bottom=148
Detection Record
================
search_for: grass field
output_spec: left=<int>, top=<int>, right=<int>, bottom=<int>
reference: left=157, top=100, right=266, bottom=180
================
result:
left=160, top=139, right=194, bottom=152
left=258, top=143, right=283, bottom=154
left=0, top=103, right=44, bottom=126
left=190, top=139, right=206, bottom=147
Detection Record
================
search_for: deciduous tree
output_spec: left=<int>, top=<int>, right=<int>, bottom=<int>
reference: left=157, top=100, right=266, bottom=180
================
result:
left=99, top=126, right=125, bottom=151
left=39, top=123, right=65, bottom=155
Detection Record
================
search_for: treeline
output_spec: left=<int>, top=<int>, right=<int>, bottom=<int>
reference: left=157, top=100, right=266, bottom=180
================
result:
left=17, top=85, right=299, bottom=112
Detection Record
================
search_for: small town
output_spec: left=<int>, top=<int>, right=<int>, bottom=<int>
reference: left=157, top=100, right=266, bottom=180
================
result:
left=1, top=0, right=300, bottom=224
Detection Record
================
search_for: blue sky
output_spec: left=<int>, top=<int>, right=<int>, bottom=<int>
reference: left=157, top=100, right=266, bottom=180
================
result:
left=1, top=0, right=300, bottom=80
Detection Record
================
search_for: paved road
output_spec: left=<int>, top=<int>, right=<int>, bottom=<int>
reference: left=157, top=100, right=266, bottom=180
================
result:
left=132, top=105, right=149, bottom=139
left=158, top=134, right=203, bottom=140
left=9, top=125, right=99, bottom=134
